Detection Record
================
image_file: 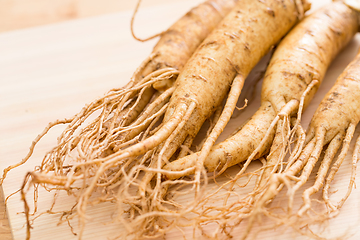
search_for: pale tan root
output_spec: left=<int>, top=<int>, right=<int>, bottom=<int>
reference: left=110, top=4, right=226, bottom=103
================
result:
left=75, top=101, right=191, bottom=211
left=256, top=96, right=303, bottom=190
left=285, top=80, right=320, bottom=170
left=122, top=85, right=174, bottom=129
left=195, top=105, right=224, bottom=153
left=72, top=100, right=197, bottom=238
left=202, top=96, right=300, bottom=213
left=34, top=70, right=176, bottom=180
left=116, top=87, right=156, bottom=128
left=246, top=124, right=358, bottom=239
left=161, top=98, right=300, bottom=223
left=195, top=137, right=317, bottom=240
left=15, top=100, right=190, bottom=239
left=153, top=97, right=303, bottom=238
left=82, top=69, right=179, bottom=146
left=163, top=102, right=277, bottom=179
left=0, top=118, right=72, bottom=185
left=103, top=67, right=172, bottom=131
left=224, top=99, right=299, bottom=197
left=297, top=132, right=344, bottom=216
left=220, top=132, right=316, bottom=239
left=112, top=86, right=175, bottom=151
left=335, top=134, right=360, bottom=209
left=284, top=120, right=306, bottom=171
left=140, top=102, right=197, bottom=211
left=238, top=138, right=319, bottom=239
left=322, top=123, right=357, bottom=211
left=137, top=123, right=196, bottom=199
left=9, top=67, right=179, bottom=182
left=122, top=78, right=278, bottom=238
left=112, top=103, right=169, bottom=152
left=130, top=0, right=164, bottom=42
left=135, top=73, right=247, bottom=225
left=286, top=127, right=326, bottom=214
left=193, top=74, right=245, bottom=193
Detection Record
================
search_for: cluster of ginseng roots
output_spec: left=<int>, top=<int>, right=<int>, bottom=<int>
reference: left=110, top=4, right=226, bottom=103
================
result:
left=3, top=58, right=359, bottom=240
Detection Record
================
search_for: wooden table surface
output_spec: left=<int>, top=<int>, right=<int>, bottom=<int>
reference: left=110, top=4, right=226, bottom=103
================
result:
left=1, top=0, right=360, bottom=239
left=0, top=0, right=185, bottom=33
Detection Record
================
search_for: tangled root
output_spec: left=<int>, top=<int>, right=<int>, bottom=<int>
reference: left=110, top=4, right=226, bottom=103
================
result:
left=236, top=122, right=360, bottom=240
left=105, top=81, right=315, bottom=239
left=1, top=58, right=181, bottom=238
left=106, top=73, right=248, bottom=238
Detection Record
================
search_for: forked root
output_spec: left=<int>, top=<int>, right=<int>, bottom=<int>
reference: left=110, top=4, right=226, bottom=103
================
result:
left=256, top=80, right=318, bottom=190
left=226, top=80, right=317, bottom=198
left=113, top=73, right=248, bottom=236
left=297, top=132, right=343, bottom=216
left=239, top=121, right=359, bottom=240
left=2, top=64, right=181, bottom=240
left=322, top=123, right=357, bottom=211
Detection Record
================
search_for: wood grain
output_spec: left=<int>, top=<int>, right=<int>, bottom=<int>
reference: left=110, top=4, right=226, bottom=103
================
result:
left=1, top=0, right=360, bottom=239
left=0, top=0, right=184, bottom=33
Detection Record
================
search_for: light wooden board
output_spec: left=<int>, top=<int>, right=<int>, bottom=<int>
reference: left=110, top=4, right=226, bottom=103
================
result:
left=0, top=0, right=186, bottom=32
left=1, top=0, right=360, bottom=239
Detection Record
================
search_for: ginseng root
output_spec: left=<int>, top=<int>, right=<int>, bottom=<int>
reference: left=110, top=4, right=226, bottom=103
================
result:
left=162, top=2, right=359, bottom=239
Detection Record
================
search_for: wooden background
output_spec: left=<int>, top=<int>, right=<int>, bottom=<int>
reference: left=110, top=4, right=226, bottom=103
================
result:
left=0, top=0, right=185, bottom=33
left=1, top=0, right=360, bottom=239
